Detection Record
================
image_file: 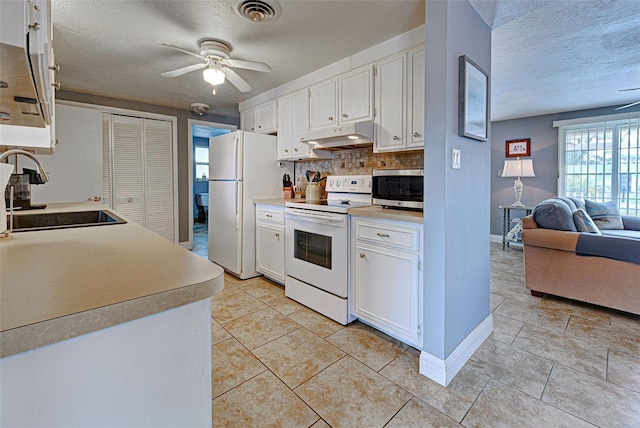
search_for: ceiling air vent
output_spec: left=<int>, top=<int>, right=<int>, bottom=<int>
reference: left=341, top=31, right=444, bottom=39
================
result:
left=234, top=0, right=281, bottom=23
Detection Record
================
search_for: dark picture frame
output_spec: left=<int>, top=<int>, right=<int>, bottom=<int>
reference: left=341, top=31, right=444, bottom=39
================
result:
left=505, top=138, right=531, bottom=157
left=458, top=55, right=489, bottom=142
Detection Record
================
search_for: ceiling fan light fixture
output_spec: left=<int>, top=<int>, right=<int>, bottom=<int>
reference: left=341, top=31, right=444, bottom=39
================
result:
left=203, top=68, right=225, bottom=86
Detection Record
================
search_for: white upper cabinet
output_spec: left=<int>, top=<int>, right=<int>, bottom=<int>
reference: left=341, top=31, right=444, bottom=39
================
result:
left=374, top=46, right=425, bottom=153
left=407, top=47, right=425, bottom=148
left=309, top=79, right=338, bottom=130
left=375, top=53, right=406, bottom=152
left=277, top=90, right=330, bottom=161
left=339, top=66, right=374, bottom=125
left=240, top=101, right=276, bottom=134
left=309, top=65, right=374, bottom=131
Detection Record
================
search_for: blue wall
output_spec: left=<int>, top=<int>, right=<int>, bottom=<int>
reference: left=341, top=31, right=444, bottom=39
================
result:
left=423, top=0, right=492, bottom=359
left=490, top=103, right=640, bottom=236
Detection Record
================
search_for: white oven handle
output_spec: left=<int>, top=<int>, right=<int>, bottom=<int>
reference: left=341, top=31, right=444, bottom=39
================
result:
left=285, top=209, right=345, bottom=224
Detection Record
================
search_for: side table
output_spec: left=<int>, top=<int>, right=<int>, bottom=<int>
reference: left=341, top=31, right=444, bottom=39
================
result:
left=499, top=205, right=534, bottom=250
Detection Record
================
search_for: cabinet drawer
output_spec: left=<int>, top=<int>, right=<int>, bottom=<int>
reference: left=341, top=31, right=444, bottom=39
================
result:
left=256, top=207, right=284, bottom=224
left=355, top=219, right=420, bottom=251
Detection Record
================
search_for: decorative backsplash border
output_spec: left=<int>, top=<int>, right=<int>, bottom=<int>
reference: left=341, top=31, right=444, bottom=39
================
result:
left=293, top=148, right=423, bottom=178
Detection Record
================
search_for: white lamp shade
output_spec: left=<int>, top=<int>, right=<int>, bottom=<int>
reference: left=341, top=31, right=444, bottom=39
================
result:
left=203, top=68, right=225, bottom=86
left=501, top=159, right=535, bottom=178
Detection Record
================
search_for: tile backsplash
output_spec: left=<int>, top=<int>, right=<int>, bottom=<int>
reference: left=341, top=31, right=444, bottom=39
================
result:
left=293, top=148, right=423, bottom=178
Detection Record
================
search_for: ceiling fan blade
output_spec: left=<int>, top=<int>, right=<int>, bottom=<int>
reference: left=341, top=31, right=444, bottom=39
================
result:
left=222, top=68, right=253, bottom=92
left=161, top=62, right=207, bottom=77
left=159, top=42, right=207, bottom=60
left=614, top=101, right=640, bottom=110
left=226, top=58, right=272, bottom=73
left=619, top=88, right=640, bottom=92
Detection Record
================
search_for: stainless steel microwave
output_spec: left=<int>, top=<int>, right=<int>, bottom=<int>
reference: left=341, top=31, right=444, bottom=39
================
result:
left=372, top=169, right=424, bottom=210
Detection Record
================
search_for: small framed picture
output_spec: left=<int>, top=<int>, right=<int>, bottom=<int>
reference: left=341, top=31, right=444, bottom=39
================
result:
left=505, top=139, right=530, bottom=157
left=458, top=55, right=489, bottom=142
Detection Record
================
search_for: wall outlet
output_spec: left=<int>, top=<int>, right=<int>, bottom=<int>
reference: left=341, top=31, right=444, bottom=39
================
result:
left=451, top=148, right=461, bottom=169
left=497, top=169, right=503, bottom=177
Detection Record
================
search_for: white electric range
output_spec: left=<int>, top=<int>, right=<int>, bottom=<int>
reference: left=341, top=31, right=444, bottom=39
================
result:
left=284, top=175, right=372, bottom=324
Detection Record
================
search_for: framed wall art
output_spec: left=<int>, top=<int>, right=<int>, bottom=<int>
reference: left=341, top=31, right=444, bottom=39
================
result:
left=458, top=55, right=489, bottom=142
left=505, top=138, right=531, bottom=157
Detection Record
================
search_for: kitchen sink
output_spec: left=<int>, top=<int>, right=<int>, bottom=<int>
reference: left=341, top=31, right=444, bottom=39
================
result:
left=8, top=210, right=127, bottom=232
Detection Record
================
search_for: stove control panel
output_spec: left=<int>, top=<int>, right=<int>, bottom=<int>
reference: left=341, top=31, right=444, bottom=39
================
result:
left=325, top=175, right=372, bottom=194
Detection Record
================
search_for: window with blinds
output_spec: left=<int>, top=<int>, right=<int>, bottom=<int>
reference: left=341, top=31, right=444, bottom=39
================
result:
left=559, top=116, right=639, bottom=216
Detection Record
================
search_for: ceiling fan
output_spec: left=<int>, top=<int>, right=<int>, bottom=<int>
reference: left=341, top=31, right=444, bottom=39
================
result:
left=615, top=87, right=640, bottom=110
left=159, top=39, right=272, bottom=94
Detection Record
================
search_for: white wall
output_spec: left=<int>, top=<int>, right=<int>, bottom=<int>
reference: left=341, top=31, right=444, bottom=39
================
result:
left=0, top=299, right=212, bottom=427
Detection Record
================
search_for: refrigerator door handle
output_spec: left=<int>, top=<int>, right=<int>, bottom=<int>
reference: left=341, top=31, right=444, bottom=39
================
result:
left=234, top=137, right=240, bottom=180
left=234, top=183, right=239, bottom=229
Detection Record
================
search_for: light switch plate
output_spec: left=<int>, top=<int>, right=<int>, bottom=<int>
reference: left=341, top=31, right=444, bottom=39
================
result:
left=452, top=148, right=461, bottom=169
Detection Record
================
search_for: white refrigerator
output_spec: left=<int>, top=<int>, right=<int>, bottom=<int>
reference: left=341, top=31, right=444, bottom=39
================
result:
left=208, top=131, right=290, bottom=279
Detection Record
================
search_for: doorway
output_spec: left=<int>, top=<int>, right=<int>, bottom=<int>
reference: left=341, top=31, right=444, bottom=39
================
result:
left=187, top=119, right=237, bottom=257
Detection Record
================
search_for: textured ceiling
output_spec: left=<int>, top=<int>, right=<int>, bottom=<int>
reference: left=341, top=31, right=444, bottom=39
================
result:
left=51, top=0, right=640, bottom=121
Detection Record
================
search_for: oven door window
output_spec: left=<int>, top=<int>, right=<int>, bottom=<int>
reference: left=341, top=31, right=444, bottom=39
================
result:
left=294, top=230, right=332, bottom=269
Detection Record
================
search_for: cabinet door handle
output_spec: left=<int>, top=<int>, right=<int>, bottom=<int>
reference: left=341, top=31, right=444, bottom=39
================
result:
left=376, top=232, right=390, bottom=238
left=342, top=113, right=348, bottom=118
left=127, top=197, right=133, bottom=203
left=359, top=253, right=366, bottom=259
left=49, top=64, right=60, bottom=73
left=413, top=132, right=421, bottom=138
left=392, top=136, right=399, bottom=141
left=275, top=232, right=280, bottom=239
left=52, top=81, right=61, bottom=90
left=266, top=214, right=272, bottom=218
left=251, top=127, right=255, bottom=131
left=258, top=125, right=262, bottom=129
left=284, top=149, right=289, bottom=153
left=328, top=116, right=334, bottom=121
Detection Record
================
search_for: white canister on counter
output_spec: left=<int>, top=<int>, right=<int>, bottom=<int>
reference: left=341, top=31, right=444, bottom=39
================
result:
left=305, top=182, right=321, bottom=201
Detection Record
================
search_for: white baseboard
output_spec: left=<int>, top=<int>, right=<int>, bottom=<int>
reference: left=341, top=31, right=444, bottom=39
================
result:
left=419, top=314, right=493, bottom=386
left=490, top=234, right=502, bottom=243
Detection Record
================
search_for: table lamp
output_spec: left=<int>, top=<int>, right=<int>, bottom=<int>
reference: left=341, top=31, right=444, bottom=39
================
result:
left=502, top=158, right=535, bottom=207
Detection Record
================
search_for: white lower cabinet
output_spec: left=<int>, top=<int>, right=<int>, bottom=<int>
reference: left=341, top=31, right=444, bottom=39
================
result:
left=255, top=205, right=285, bottom=283
left=351, top=216, right=423, bottom=347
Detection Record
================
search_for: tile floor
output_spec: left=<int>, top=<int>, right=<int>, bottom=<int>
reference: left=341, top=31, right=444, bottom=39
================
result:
left=207, top=243, right=640, bottom=427
left=193, top=222, right=208, bottom=258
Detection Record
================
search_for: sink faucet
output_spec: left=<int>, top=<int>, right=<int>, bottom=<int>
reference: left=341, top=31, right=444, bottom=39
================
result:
left=1, top=149, right=49, bottom=237
left=0, top=149, right=50, bottom=183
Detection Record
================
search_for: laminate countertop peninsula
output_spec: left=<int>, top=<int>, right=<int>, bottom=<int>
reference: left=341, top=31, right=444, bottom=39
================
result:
left=0, top=202, right=224, bottom=358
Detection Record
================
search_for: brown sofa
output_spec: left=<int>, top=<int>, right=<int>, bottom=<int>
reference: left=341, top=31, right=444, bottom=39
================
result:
left=522, top=215, right=640, bottom=315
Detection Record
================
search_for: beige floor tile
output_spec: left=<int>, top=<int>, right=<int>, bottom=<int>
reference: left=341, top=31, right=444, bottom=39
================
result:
left=490, top=293, right=506, bottom=312
left=237, top=277, right=283, bottom=299
left=467, top=338, right=553, bottom=398
left=326, top=321, right=407, bottom=371
left=490, top=279, right=541, bottom=304
left=380, top=348, right=488, bottom=422
left=536, top=296, right=612, bottom=324
left=608, top=349, right=640, bottom=393
left=258, top=291, right=306, bottom=315
left=212, top=371, right=318, bottom=427
left=494, top=298, right=570, bottom=332
left=288, top=308, right=344, bottom=338
left=295, top=356, right=411, bottom=428
left=462, top=379, right=593, bottom=428
left=542, top=364, right=640, bottom=427
left=211, top=338, right=266, bottom=398
left=565, top=316, right=640, bottom=355
left=386, top=397, right=462, bottom=427
left=512, top=323, right=607, bottom=379
left=224, top=307, right=301, bottom=350
left=310, top=420, right=331, bottom=428
left=609, top=312, right=640, bottom=330
left=491, top=313, right=524, bottom=345
left=211, top=286, right=268, bottom=324
left=252, top=328, right=345, bottom=388
left=211, top=318, right=231, bottom=345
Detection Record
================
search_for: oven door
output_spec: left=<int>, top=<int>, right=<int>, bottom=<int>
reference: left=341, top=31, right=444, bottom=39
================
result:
left=285, top=208, right=347, bottom=297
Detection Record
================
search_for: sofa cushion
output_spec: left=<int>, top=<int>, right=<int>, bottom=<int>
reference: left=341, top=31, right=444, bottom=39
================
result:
left=569, top=197, right=586, bottom=211
left=533, top=198, right=577, bottom=232
left=622, top=216, right=640, bottom=231
left=573, top=209, right=601, bottom=234
left=601, top=229, right=640, bottom=240
left=576, top=234, right=640, bottom=265
left=585, top=200, right=624, bottom=230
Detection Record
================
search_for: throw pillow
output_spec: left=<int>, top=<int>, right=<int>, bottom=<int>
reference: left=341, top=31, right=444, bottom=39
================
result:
left=584, top=200, right=624, bottom=230
left=532, top=198, right=577, bottom=232
left=569, top=197, right=586, bottom=212
left=572, top=209, right=601, bottom=234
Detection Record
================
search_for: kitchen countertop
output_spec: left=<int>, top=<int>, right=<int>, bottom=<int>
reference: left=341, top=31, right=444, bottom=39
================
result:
left=254, top=197, right=305, bottom=206
left=348, top=206, right=424, bottom=224
left=0, top=202, right=224, bottom=358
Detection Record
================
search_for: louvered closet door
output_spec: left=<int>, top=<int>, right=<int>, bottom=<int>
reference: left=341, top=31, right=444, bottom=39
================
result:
left=102, top=114, right=112, bottom=206
left=111, top=115, right=145, bottom=226
left=143, top=119, right=174, bottom=241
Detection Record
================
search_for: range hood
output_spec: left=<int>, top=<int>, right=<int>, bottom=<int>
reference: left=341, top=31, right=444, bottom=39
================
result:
left=300, top=121, right=375, bottom=150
